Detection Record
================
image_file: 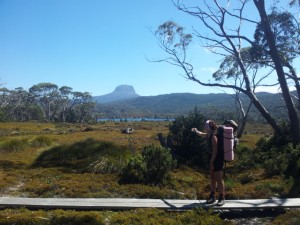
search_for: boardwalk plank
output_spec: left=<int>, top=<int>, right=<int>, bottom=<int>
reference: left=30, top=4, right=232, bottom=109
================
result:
left=0, top=197, right=300, bottom=210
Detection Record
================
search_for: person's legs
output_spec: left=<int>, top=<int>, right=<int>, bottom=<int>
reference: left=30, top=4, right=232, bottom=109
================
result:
left=206, top=169, right=216, bottom=204
left=215, top=170, right=225, bottom=206
left=210, top=169, right=216, bottom=193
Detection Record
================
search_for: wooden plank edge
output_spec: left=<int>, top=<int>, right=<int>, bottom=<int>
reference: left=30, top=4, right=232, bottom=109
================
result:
left=0, top=197, right=299, bottom=211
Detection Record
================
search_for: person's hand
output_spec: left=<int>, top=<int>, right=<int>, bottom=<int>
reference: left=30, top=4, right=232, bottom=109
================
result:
left=191, top=128, right=197, bottom=133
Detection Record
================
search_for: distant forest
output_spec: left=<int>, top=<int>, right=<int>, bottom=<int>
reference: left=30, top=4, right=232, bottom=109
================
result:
left=0, top=82, right=289, bottom=124
left=0, top=83, right=95, bottom=123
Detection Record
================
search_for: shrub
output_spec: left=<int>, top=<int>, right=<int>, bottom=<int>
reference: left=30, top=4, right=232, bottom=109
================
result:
left=0, top=138, right=28, bottom=153
left=88, top=155, right=128, bottom=174
left=168, top=107, right=207, bottom=167
left=235, top=146, right=258, bottom=170
left=31, top=135, right=53, bottom=147
left=254, top=137, right=300, bottom=177
left=142, top=145, right=177, bottom=185
left=33, top=138, right=130, bottom=172
left=121, top=145, right=176, bottom=185
left=121, top=156, right=146, bottom=183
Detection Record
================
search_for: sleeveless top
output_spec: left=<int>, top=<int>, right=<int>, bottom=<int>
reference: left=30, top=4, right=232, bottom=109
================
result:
left=207, top=133, right=223, bottom=163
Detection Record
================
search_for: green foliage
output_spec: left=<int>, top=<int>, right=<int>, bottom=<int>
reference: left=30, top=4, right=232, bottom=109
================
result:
left=121, top=156, right=146, bottom=183
left=30, top=135, right=53, bottom=147
left=235, top=146, right=258, bottom=170
left=33, top=138, right=130, bottom=172
left=0, top=109, right=9, bottom=122
left=239, top=132, right=300, bottom=196
left=168, top=108, right=207, bottom=167
left=0, top=138, right=28, bottom=153
left=88, top=155, right=128, bottom=174
left=253, top=136, right=300, bottom=177
left=0, top=83, right=94, bottom=123
left=121, top=145, right=176, bottom=185
left=253, top=11, right=300, bottom=64
left=255, top=181, right=285, bottom=196
left=142, top=145, right=177, bottom=185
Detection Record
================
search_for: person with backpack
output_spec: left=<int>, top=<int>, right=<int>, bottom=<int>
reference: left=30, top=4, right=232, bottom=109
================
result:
left=192, top=120, right=225, bottom=206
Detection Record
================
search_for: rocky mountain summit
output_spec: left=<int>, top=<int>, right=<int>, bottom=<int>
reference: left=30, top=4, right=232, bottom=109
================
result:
left=93, top=85, right=140, bottom=103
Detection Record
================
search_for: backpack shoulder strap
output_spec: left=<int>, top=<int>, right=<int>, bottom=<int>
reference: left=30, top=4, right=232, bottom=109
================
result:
left=216, top=126, right=224, bottom=154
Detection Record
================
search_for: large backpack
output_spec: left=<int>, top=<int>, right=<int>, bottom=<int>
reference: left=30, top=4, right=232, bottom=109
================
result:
left=217, top=125, right=236, bottom=162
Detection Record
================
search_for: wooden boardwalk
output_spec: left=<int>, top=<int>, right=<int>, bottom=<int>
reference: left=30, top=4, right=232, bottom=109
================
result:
left=0, top=197, right=300, bottom=210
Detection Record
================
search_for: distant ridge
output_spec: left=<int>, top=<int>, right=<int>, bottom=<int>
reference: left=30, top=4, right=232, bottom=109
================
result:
left=93, top=85, right=140, bottom=103
left=93, top=87, right=287, bottom=122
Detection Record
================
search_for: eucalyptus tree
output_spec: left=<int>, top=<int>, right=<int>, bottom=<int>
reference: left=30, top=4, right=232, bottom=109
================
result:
left=253, top=0, right=300, bottom=145
left=0, top=87, right=11, bottom=108
left=69, top=91, right=95, bottom=123
left=59, top=86, right=73, bottom=122
left=29, top=83, right=59, bottom=122
left=155, top=0, right=300, bottom=144
left=8, top=88, right=29, bottom=121
left=252, top=10, right=300, bottom=107
left=0, top=88, right=12, bottom=121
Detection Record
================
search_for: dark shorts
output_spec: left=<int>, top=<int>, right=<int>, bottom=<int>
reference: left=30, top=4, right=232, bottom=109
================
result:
left=209, top=153, right=224, bottom=172
left=213, top=158, right=224, bottom=172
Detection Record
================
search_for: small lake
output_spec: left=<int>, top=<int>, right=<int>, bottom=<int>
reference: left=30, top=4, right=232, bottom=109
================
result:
left=97, top=118, right=174, bottom=122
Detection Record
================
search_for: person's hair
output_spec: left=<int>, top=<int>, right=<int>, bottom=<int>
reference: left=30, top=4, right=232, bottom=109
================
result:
left=207, top=120, right=218, bottom=131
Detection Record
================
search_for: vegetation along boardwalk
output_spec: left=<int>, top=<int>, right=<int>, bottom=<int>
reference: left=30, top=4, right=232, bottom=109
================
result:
left=0, top=197, right=300, bottom=211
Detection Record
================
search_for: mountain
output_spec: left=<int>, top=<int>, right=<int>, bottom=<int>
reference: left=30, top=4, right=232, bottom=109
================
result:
left=93, top=85, right=140, bottom=103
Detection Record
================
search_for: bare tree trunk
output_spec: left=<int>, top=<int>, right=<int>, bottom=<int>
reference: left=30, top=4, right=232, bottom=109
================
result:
left=235, top=93, right=252, bottom=138
left=248, top=91, right=283, bottom=135
left=254, top=0, right=300, bottom=145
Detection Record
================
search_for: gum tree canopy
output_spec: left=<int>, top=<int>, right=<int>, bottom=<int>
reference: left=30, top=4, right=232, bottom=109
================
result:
left=155, top=0, right=300, bottom=145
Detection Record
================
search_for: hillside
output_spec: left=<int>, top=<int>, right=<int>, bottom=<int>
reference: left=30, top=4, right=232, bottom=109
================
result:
left=94, top=91, right=287, bottom=121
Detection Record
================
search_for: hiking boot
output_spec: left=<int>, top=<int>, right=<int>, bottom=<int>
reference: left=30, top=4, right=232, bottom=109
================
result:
left=217, top=195, right=225, bottom=206
left=206, top=193, right=216, bottom=204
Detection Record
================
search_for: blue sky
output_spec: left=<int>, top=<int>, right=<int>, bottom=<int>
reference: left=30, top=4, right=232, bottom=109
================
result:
left=0, top=0, right=295, bottom=96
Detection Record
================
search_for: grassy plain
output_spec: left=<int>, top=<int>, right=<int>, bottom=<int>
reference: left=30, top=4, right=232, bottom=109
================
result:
left=0, top=121, right=299, bottom=224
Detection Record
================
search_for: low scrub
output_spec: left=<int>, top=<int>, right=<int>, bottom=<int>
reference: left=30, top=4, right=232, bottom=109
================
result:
left=88, top=155, right=128, bottom=174
left=30, top=135, right=53, bottom=147
left=32, top=138, right=131, bottom=172
left=254, top=137, right=300, bottom=177
left=0, top=208, right=231, bottom=225
left=121, top=145, right=177, bottom=185
left=0, top=138, right=28, bottom=153
left=0, top=208, right=105, bottom=225
left=271, top=209, right=300, bottom=225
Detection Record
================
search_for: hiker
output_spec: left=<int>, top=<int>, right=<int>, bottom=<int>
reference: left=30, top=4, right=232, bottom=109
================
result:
left=191, top=120, right=225, bottom=206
